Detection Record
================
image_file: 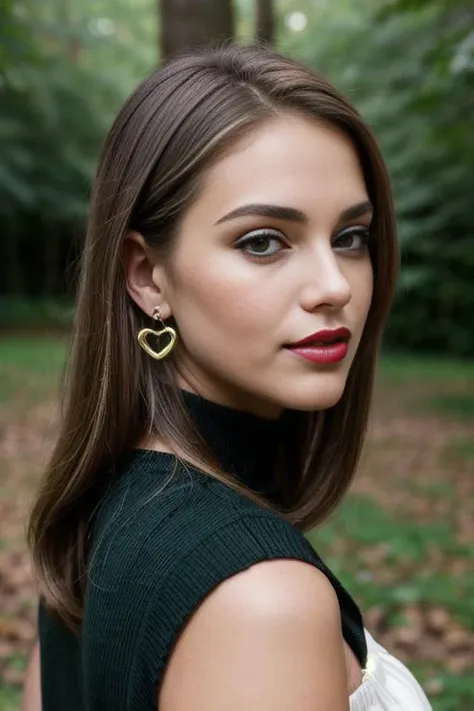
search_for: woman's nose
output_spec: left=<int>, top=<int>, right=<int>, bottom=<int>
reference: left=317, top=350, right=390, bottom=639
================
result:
left=299, top=250, right=352, bottom=313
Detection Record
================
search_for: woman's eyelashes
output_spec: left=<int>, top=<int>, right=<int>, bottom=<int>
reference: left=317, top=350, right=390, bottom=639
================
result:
left=332, top=225, right=371, bottom=253
left=234, top=224, right=371, bottom=262
left=234, top=229, right=288, bottom=260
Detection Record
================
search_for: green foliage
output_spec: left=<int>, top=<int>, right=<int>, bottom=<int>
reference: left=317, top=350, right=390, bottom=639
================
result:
left=1, top=0, right=474, bottom=356
left=0, top=0, right=156, bottom=295
left=280, top=0, right=474, bottom=355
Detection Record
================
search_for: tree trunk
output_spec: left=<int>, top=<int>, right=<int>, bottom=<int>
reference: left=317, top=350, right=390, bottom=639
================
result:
left=255, top=0, right=275, bottom=46
left=160, top=0, right=234, bottom=60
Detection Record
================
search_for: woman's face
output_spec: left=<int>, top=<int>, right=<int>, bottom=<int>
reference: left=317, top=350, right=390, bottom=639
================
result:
left=157, top=114, right=373, bottom=417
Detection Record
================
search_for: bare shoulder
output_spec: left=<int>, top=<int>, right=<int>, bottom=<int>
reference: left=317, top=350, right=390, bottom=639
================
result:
left=159, top=559, right=349, bottom=711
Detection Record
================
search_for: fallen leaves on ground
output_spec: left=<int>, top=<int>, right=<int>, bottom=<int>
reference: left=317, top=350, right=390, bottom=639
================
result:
left=0, top=378, right=473, bottom=696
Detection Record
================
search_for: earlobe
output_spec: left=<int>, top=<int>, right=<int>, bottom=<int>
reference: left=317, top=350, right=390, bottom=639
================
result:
left=123, top=230, right=172, bottom=319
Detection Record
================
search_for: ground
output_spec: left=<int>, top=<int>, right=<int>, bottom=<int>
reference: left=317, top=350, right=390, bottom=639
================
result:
left=0, top=338, right=473, bottom=710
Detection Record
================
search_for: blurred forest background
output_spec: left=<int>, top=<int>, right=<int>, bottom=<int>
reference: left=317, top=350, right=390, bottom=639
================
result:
left=2, top=0, right=474, bottom=353
left=1, top=0, right=473, bottom=709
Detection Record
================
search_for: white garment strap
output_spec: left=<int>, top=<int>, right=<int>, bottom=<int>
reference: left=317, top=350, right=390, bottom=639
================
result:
left=350, top=629, right=433, bottom=710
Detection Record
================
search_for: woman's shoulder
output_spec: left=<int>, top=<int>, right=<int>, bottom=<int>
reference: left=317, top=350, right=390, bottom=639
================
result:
left=81, top=450, right=370, bottom=707
left=159, top=559, right=348, bottom=711
left=82, top=453, right=333, bottom=697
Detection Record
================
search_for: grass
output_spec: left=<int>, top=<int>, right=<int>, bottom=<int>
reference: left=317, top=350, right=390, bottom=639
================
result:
left=310, top=494, right=474, bottom=627
left=0, top=336, right=66, bottom=405
left=0, top=337, right=67, bottom=369
left=0, top=688, right=19, bottom=711
left=427, top=394, right=474, bottom=420
left=1, top=338, right=474, bottom=710
left=379, top=353, right=474, bottom=382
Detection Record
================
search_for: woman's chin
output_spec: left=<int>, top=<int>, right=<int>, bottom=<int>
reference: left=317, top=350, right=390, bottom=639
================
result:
left=276, top=377, right=347, bottom=412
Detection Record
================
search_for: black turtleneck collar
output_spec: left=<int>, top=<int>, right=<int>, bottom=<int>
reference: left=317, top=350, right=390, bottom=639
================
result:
left=180, top=390, right=285, bottom=505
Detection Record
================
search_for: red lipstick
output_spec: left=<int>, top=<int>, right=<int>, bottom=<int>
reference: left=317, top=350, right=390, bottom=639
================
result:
left=286, top=327, right=351, bottom=364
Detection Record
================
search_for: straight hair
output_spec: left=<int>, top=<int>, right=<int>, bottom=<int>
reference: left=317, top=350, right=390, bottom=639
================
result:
left=28, top=43, right=398, bottom=633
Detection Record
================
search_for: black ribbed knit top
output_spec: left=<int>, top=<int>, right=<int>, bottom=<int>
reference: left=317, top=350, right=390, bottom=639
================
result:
left=39, top=391, right=367, bottom=710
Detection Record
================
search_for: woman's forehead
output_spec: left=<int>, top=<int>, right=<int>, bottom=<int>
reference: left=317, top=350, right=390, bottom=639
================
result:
left=189, top=116, right=368, bottom=224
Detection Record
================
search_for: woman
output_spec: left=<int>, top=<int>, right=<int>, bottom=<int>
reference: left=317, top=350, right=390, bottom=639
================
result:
left=25, top=44, right=432, bottom=710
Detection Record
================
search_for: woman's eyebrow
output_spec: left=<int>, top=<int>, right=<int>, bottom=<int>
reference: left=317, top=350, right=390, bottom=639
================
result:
left=214, top=203, right=307, bottom=225
left=214, top=200, right=374, bottom=226
left=338, top=201, right=373, bottom=223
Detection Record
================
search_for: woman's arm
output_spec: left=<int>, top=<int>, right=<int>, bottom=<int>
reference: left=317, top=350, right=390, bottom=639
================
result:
left=21, top=641, right=42, bottom=711
left=159, top=559, right=350, bottom=711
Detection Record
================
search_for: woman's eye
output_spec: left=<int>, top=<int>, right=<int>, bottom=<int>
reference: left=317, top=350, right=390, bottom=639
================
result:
left=333, top=226, right=370, bottom=252
left=236, top=231, right=286, bottom=259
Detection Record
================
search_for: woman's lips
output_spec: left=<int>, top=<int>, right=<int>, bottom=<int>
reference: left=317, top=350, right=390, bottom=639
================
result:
left=285, top=327, right=351, bottom=364
left=286, top=341, right=349, bottom=364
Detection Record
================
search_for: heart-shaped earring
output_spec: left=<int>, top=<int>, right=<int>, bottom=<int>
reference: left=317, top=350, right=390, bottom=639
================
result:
left=137, top=307, right=177, bottom=360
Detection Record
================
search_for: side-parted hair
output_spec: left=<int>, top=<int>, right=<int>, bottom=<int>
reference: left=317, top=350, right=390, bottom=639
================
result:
left=28, top=43, right=398, bottom=633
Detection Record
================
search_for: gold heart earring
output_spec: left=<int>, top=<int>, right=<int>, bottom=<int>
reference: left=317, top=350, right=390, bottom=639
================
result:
left=137, top=306, right=177, bottom=360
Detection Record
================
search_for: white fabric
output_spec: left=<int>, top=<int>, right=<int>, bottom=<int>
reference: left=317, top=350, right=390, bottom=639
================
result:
left=349, top=629, right=433, bottom=710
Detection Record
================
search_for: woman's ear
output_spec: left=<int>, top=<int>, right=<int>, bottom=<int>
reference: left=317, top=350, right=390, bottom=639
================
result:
left=122, top=231, right=172, bottom=319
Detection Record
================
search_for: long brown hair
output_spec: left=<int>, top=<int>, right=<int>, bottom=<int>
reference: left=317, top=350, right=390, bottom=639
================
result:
left=28, top=44, right=397, bottom=633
